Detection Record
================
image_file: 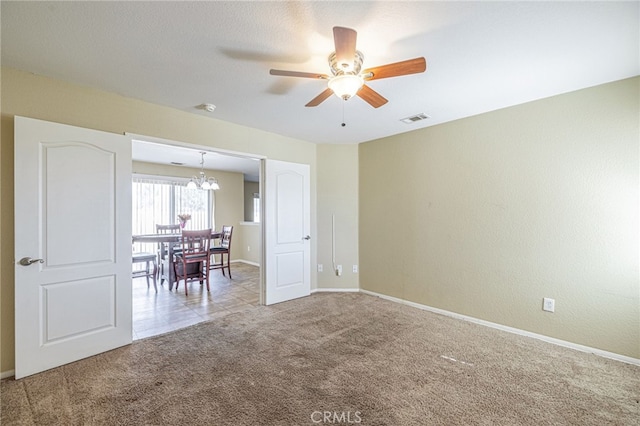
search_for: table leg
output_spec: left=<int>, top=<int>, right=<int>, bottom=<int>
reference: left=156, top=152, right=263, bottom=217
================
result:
left=168, top=244, right=176, bottom=291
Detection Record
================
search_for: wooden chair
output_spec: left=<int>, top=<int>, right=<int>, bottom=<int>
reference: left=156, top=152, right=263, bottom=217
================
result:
left=210, top=225, right=233, bottom=279
left=156, top=223, right=181, bottom=284
left=132, top=252, right=157, bottom=292
left=173, top=228, right=211, bottom=296
left=156, top=224, right=181, bottom=234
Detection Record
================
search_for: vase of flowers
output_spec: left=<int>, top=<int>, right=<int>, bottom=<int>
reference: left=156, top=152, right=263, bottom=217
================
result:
left=177, top=213, right=191, bottom=229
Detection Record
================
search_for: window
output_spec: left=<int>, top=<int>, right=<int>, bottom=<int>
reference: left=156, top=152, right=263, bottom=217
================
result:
left=132, top=177, right=214, bottom=252
left=253, top=192, right=260, bottom=223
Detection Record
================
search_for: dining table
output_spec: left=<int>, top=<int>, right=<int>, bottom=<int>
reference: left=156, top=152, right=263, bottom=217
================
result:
left=132, top=231, right=222, bottom=290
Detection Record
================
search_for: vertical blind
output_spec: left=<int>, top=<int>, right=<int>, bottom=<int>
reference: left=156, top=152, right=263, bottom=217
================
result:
left=132, top=177, right=215, bottom=253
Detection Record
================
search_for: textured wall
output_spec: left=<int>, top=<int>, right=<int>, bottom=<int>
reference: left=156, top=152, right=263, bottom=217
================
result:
left=360, top=77, right=639, bottom=358
left=317, top=143, right=359, bottom=290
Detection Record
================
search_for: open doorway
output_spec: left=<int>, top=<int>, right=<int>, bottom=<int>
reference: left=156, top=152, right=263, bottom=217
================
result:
left=129, top=136, right=263, bottom=340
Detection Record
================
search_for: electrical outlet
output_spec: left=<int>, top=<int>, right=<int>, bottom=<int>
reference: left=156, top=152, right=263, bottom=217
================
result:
left=317, top=264, right=323, bottom=272
left=336, top=265, right=342, bottom=276
left=352, top=265, right=358, bottom=273
left=543, top=298, right=555, bottom=312
left=247, top=245, right=250, bottom=252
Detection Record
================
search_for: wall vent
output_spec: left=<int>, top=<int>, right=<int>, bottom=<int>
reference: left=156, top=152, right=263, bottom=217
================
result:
left=400, top=113, right=430, bottom=124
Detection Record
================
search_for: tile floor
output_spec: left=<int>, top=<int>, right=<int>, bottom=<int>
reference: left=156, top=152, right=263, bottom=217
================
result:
left=132, top=262, right=260, bottom=340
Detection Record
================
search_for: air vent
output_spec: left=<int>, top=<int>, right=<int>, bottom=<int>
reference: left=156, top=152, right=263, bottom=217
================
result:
left=400, top=113, right=430, bottom=124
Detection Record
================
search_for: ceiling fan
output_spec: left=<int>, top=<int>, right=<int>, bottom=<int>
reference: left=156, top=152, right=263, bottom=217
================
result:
left=270, top=26, right=426, bottom=108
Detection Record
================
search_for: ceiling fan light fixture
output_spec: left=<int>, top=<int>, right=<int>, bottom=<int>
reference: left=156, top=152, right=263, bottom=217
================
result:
left=328, top=74, right=364, bottom=101
left=269, top=27, right=426, bottom=108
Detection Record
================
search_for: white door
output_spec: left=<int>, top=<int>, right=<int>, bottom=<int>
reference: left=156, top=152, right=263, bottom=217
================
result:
left=14, top=116, right=132, bottom=379
left=264, top=159, right=311, bottom=305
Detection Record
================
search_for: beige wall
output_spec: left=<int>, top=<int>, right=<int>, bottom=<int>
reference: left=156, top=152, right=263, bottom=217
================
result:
left=360, top=77, right=640, bottom=358
left=238, top=223, right=261, bottom=265
left=0, top=67, right=318, bottom=373
left=317, top=144, right=359, bottom=289
left=132, top=161, right=245, bottom=261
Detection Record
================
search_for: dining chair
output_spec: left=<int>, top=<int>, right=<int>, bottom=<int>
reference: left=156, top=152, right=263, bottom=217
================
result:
left=156, top=224, right=181, bottom=234
left=210, top=225, right=233, bottom=279
left=173, top=228, right=212, bottom=296
left=132, top=252, right=157, bottom=292
left=155, top=223, right=181, bottom=284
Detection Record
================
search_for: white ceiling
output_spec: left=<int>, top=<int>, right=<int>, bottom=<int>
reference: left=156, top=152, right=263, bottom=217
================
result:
left=131, top=139, right=261, bottom=182
left=2, top=2, right=638, bottom=155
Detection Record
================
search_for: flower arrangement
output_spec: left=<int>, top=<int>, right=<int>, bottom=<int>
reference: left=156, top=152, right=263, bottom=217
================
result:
left=177, top=213, right=191, bottom=228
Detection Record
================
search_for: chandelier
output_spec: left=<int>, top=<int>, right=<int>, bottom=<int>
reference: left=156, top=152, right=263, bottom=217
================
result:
left=187, top=151, right=220, bottom=190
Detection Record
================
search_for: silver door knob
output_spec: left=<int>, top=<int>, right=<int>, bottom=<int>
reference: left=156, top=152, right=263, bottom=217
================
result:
left=304, top=235, right=311, bottom=240
left=18, top=257, right=44, bottom=266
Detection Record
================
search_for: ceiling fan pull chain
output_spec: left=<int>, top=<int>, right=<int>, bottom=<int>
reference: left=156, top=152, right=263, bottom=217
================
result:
left=341, top=101, right=346, bottom=127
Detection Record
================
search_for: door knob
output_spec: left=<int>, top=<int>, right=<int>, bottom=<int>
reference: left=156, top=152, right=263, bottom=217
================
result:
left=304, top=235, right=311, bottom=240
left=18, top=257, right=44, bottom=266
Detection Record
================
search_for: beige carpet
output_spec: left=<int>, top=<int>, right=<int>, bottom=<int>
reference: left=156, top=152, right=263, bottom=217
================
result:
left=2, top=293, right=639, bottom=425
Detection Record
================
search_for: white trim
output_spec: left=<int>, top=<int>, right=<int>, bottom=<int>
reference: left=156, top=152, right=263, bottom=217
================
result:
left=312, top=288, right=360, bottom=293
left=233, top=259, right=260, bottom=267
left=126, top=133, right=267, bottom=161
left=1, top=369, right=15, bottom=379
left=360, top=289, right=640, bottom=366
left=239, top=221, right=260, bottom=226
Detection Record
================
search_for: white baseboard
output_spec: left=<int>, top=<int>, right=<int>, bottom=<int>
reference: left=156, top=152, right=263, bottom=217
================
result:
left=360, top=289, right=640, bottom=366
left=312, top=287, right=359, bottom=293
left=1, top=369, right=15, bottom=379
left=232, top=259, right=260, bottom=267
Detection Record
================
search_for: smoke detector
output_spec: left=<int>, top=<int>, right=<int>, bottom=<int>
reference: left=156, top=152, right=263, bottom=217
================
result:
left=196, top=103, right=216, bottom=113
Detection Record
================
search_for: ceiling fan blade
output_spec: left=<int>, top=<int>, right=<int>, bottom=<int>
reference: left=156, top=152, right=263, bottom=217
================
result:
left=362, top=57, right=427, bottom=81
left=333, top=26, right=357, bottom=68
left=270, top=69, right=329, bottom=79
left=357, top=84, right=388, bottom=108
left=305, top=88, right=334, bottom=107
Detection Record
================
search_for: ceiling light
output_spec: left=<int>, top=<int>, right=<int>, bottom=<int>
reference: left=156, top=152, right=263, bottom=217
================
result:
left=187, top=152, right=220, bottom=190
left=328, top=74, right=364, bottom=101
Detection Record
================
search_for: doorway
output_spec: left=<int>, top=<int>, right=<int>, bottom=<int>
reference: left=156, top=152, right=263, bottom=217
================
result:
left=129, top=135, right=263, bottom=339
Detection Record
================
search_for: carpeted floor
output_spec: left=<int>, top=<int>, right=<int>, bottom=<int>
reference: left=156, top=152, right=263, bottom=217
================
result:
left=2, top=292, right=639, bottom=425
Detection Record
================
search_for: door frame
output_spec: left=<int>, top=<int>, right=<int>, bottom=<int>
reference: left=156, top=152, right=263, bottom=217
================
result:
left=127, top=133, right=270, bottom=304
